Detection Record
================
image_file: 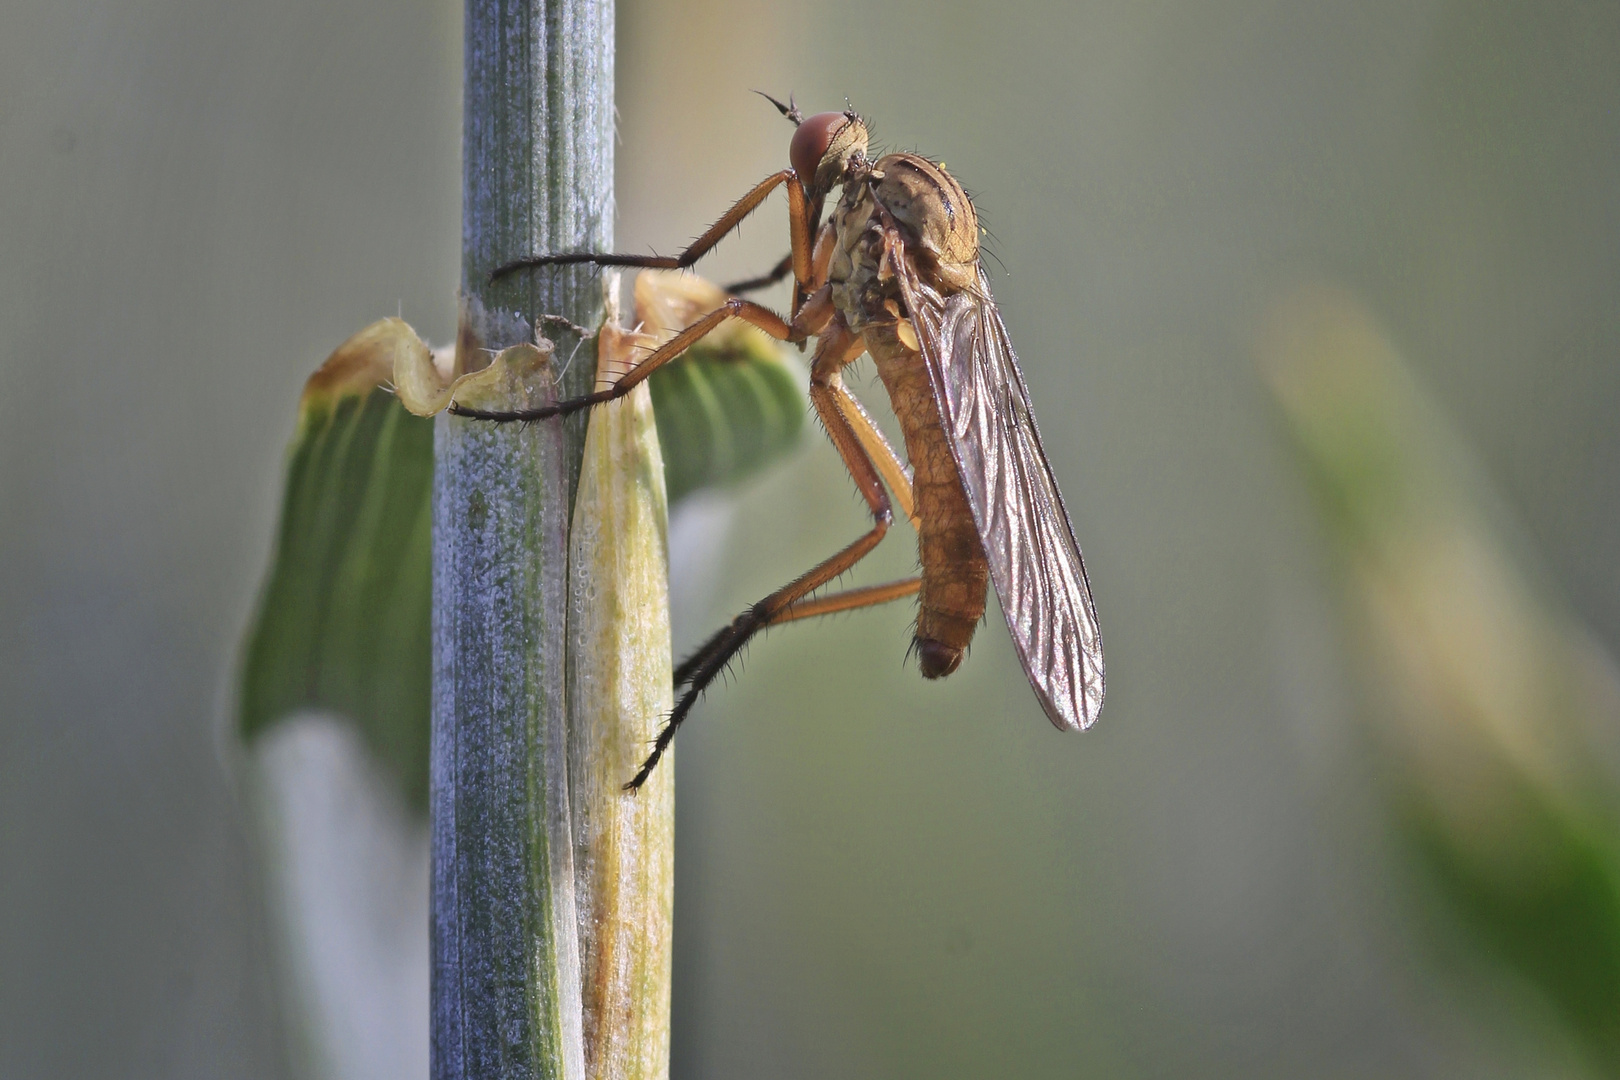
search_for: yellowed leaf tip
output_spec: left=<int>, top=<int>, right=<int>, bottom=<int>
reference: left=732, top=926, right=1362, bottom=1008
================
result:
left=301, top=317, right=431, bottom=406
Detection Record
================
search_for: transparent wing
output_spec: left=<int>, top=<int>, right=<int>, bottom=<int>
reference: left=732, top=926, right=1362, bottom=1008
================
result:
left=894, top=256, right=1105, bottom=729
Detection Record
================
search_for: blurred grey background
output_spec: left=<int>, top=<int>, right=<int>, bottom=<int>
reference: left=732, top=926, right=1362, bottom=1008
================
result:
left=4, top=0, right=1620, bottom=1076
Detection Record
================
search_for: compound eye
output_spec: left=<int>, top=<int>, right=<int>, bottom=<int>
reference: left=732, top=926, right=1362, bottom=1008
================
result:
left=790, top=112, right=849, bottom=193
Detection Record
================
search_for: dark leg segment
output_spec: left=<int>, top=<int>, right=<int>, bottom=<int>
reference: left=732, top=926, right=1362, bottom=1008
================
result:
left=723, top=253, right=794, bottom=296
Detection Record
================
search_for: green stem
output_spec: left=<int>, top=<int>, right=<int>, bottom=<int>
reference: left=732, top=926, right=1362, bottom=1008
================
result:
left=433, top=2, right=613, bottom=1078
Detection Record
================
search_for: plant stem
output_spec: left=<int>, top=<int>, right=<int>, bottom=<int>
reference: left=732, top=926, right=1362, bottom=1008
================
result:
left=463, top=0, right=614, bottom=484
left=433, top=2, right=613, bottom=1079
left=569, top=315, right=675, bottom=1080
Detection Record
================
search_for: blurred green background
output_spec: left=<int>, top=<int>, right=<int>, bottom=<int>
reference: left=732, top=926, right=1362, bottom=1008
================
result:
left=5, top=0, right=1620, bottom=1076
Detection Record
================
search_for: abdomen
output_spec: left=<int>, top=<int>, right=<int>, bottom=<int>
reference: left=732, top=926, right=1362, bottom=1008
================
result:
left=866, top=324, right=989, bottom=678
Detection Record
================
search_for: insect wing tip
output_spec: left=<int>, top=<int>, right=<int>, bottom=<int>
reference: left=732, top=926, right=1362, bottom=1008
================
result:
left=1029, top=657, right=1104, bottom=734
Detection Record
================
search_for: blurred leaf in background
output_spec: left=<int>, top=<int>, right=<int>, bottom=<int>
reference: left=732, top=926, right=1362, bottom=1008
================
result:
left=1263, top=285, right=1620, bottom=1074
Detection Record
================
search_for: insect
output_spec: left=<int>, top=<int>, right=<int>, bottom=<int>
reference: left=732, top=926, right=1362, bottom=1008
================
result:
left=453, top=96, right=1105, bottom=788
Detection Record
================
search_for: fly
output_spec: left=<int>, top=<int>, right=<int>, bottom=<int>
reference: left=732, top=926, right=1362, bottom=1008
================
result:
left=452, top=96, right=1105, bottom=788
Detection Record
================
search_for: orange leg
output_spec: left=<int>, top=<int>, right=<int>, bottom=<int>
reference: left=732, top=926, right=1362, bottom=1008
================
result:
left=728, top=222, right=837, bottom=304
left=492, top=169, right=815, bottom=296
left=824, top=373, right=916, bottom=528
left=450, top=293, right=828, bottom=423
left=667, top=373, right=922, bottom=683
left=625, top=321, right=894, bottom=790
left=774, top=577, right=921, bottom=624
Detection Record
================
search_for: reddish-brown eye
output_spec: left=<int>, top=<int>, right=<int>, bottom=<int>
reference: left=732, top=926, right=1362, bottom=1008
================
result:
left=790, top=112, right=849, bottom=193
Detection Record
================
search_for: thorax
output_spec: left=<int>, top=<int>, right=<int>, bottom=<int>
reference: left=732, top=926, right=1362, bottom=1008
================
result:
left=826, top=152, right=980, bottom=336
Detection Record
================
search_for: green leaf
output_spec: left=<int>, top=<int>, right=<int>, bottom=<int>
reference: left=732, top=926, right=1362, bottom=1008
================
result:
left=239, top=320, right=435, bottom=810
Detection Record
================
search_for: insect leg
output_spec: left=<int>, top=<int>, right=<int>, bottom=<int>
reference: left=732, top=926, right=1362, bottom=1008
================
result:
left=625, top=323, right=889, bottom=789
left=492, top=170, right=814, bottom=291
left=774, top=578, right=921, bottom=624
left=665, top=380, right=919, bottom=678
left=449, top=297, right=805, bottom=423
left=671, top=578, right=921, bottom=689
left=825, top=376, right=917, bottom=528
left=723, top=253, right=794, bottom=297
left=726, top=225, right=836, bottom=307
